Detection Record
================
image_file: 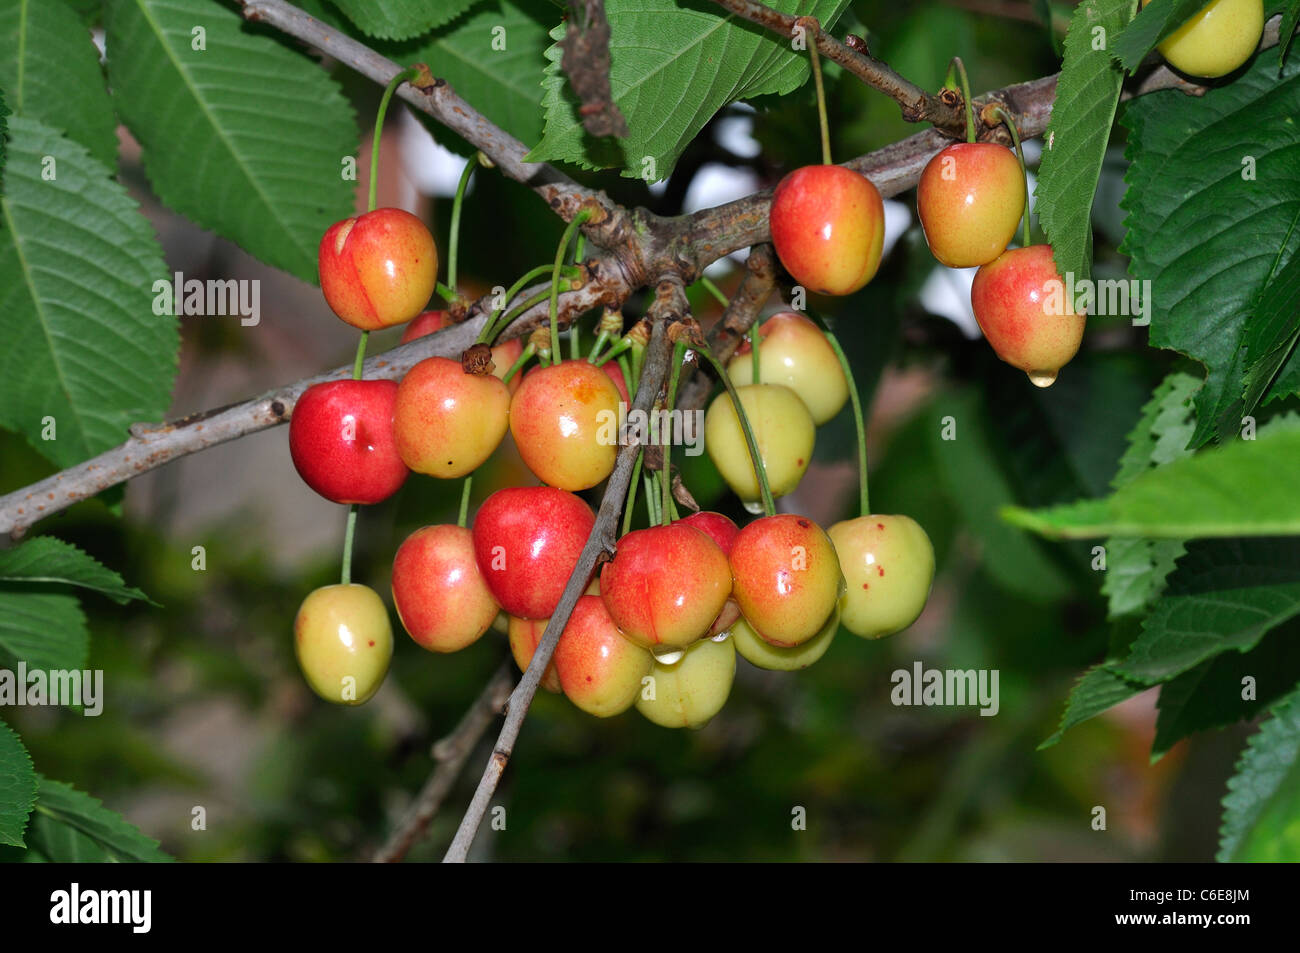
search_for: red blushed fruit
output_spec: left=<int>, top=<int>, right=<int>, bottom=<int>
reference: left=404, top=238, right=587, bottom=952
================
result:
left=391, top=525, right=500, bottom=653
left=507, top=615, right=561, bottom=693
left=318, top=208, right=438, bottom=330
left=729, top=514, right=843, bottom=648
left=509, top=359, right=622, bottom=491
left=917, top=142, right=1026, bottom=268
left=554, top=595, right=653, bottom=717
left=600, top=524, right=732, bottom=651
left=770, top=165, right=885, bottom=296
left=289, top=380, right=408, bottom=504
left=393, top=357, right=511, bottom=478
left=970, top=244, right=1086, bottom=388
left=401, top=311, right=524, bottom=394
left=472, top=486, right=595, bottom=619
left=675, top=511, right=742, bottom=636
left=603, top=360, right=630, bottom=405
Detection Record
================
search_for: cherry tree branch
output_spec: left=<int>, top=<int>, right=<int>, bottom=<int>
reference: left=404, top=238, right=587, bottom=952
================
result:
left=561, top=0, right=628, bottom=139
left=372, top=659, right=515, bottom=863
left=442, top=315, right=677, bottom=863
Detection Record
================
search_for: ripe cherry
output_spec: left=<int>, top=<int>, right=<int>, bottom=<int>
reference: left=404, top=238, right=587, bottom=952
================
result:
left=770, top=165, right=885, bottom=295
left=554, top=595, right=654, bottom=717
left=1144, top=0, right=1262, bottom=79
left=729, top=514, right=843, bottom=648
left=705, top=383, right=815, bottom=503
left=289, top=379, right=408, bottom=505
left=726, top=312, right=849, bottom=425
left=509, top=359, right=622, bottom=491
left=294, top=584, right=393, bottom=705
left=829, top=515, right=934, bottom=639
left=391, top=525, right=499, bottom=653
left=917, top=142, right=1025, bottom=268
left=318, top=208, right=437, bottom=330
left=393, top=356, right=510, bottom=477
left=402, top=310, right=524, bottom=393
left=472, top=486, right=595, bottom=619
left=733, top=608, right=838, bottom=671
left=970, top=244, right=1086, bottom=387
left=636, top=635, right=736, bottom=729
left=600, top=523, right=732, bottom=653
left=508, top=615, right=561, bottom=693
left=675, top=511, right=741, bottom=637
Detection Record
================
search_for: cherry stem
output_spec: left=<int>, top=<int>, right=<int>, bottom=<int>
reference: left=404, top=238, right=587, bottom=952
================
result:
left=617, top=353, right=635, bottom=396
left=501, top=343, right=535, bottom=384
left=990, top=104, right=1031, bottom=248
left=824, top=331, right=870, bottom=516
left=802, top=19, right=832, bottom=166
left=573, top=233, right=586, bottom=264
left=369, top=67, right=418, bottom=213
left=478, top=265, right=558, bottom=344
left=622, top=451, right=643, bottom=537
left=661, top=341, right=687, bottom=527
left=436, top=280, right=458, bottom=303
left=749, top=321, right=761, bottom=384
left=643, top=472, right=660, bottom=527
left=698, top=275, right=730, bottom=308
left=587, top=329, right=610, bottom=363
left=569, top=325, right=580, bottom=361
left=944, top=58, right=976, bottom=145
left=457, top=475, right=473, bottom=529
left=593, top=336, right=631, bottom=367
left=351, top=331, right=369, bottom=381
left=549, top=209, right=593, bottom=358
left=697, top=347, right=776, bottom=518
left=446, top=156, right=478, bottom=295
left=340, top=504, right=359, bottom=585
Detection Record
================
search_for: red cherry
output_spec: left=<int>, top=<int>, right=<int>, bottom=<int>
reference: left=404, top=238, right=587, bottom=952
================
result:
left=402, top=311, right=524, bottom=393
left=553, top=595, right=653, bottom=717
left=318, top=208, right=438, bottom=330
left=917, top=142, right=1025, bottom=268
left=507, top=615, right=561, bottom=693
left=509, top=359, right=622, bottom=491
left=770, top=165, right=885, bottom=296
left=288, top=380, right=408, bottom=504
left=472, top=486, right=595, bottom=619
left=729, top=514, right=842, bottom=648
left=675, top=511, right=740, bottom=554
left=602, top=360, right=630, bottom=405
left=391, top=525, right=500, bottom=653
left=393, top=357, right=511, bottom=478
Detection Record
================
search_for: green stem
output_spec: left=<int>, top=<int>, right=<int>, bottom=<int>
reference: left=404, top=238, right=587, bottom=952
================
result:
left=806, top=24, right=832, bottom=165
left=457, top=475, right=473, bottom=528
left=749, top=321, right=761, bottom=384
left=573, top=233, right=586, bottom=264
left=990, top=104, right=1031, bottom=248
left=699, top=275, right=730, bottom=308
left=629, top=345, right=645, bottom=397
left=594, top=336, right=631, bottom=367
left=587, top=329, right=610, bottom=363
left=447, top=157, right=478, bottom=294
left=340, top=504, right=359, bottom=585
left=643, top=473, right=660, bottom=527
left=618, top=353, right=635, bottom=396
left=825, top=332, right=869, bottom=516
left=436, top=281, right=458, bottom=304
left=502, top=343, right=535, bottom=384
left=569, top=325, right=580, bottom=361
left=622, top=451, right=643, bottom=537
left=697, top=348, right=776, bottom=517
left=662, top=341, right=687, bottom=527
left=549, top=209, right=593, bottom=358
left=478, top=265, right=557, bottom=345
left=352, top=331, right=369, bottom=381
left=946, top=57, right=976, bottom=145
left=369, top=67, right=418, bottom=213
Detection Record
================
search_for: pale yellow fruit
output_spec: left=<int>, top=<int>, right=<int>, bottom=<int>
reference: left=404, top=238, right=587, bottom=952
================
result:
left=732, top=608, right=838, bottom=671
left=829, top=515, right=934, bottom=639
left=1144, top=0, right=1263, bottom=79
left=294, top=584, right=393, bottom=705
left=636, top=635, right=735, bottom=729
left=725, top=312, right=849, bottom=424
left=705, top=383, right=815, bottom=502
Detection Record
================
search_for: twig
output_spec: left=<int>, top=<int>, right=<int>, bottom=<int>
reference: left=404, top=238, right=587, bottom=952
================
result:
left=372, top=660, right=514, bottom=863
left=442, top=315, right=675, bottom=863
left=561, top=0, right=628, bottom=139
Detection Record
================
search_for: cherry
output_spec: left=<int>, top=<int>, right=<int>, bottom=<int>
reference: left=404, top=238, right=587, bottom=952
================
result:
left=729, top=514, right=843, bottom=647
left=318, top=208, right=437, bottom=330
left=705, top=383, right=815, bottom=503
left=770, top=165, right=885, bottom=296
left=393, top=356, right=510, bottom=477
left=828, top=515, right=934, bottom=639
left=636, top=635, right=736, bottom=729
left=970, top=244, right=1086, bottom=387
left=675, top=511, right=741, bottom=637
left=1144, top=0, right=1262, bottom=79
left=391, top=525, right=499, bottom=653
left=733, top=608, right=837, bottom=671
left=917, top=142, right=1025, bottom=268
left=509, top=359, right=622, bottom=491
left=471, top=486, right=595, bottom=619
left=294, top=584, right=393, bottom=705
left=402, top=310, right=524, bottom=392
left=289, top=380, right=408, bottom=505
left=553, top=595, right=654, bottom=717
left=508, top=615, right=561, bottom=693
left=602, top=359, right=630, bottom=405
left=726, top=312, right=849, bottom=425
left=599, top=523, right=732, bottom=653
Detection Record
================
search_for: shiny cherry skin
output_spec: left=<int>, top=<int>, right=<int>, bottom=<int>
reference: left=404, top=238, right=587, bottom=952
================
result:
left=726, top=311, right=849, bottom=425
left=507, top=615, right=561, bottom=693
left=509, top=359, right=622, bottom=491
left=391, top=525, right=500, bottom=653
left=636, top=635, right=736, bottom=729
left=289, top=379, right=408, bottom=505
left=770, top=165, right=885, bottom=295
left=674, top=511, right=741, bottom=636
left=917, top=142, right=1025, bottom=268
left=729, top=514, right=843, bottom=648
left=318, top=208, right=437, bottom=330
left=1145, top=0, right=1263, bottom=79
left=402, top=310, right=524, bottom=393
left=705, top=383, right=815, bottom=503
left=829, top=515, right=934, bottom=639
left=733, top=607, right=838, bottom=671
left=294, top=584, right=393, bottom=705
left=393, top=357, right=510, bottom=477
left=554, top=595, right=654, bottom=717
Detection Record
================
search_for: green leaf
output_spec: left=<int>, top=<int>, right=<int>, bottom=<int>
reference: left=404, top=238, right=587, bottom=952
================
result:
left=1003, top=424, right=1300, bottom=539
left=0, top=537, right=151, bottom=605
left=527, top=0, right=850, bottom=178
left=1099, top=371, right=1198, bottom=617
left=104, top=0, right=357, bottom=283
left=1281, top=0, right=1300, bottom=69
left=0, top=115, right=177, bottom=469
left=0, top=86, right=8, bottom=189
left=1039, top=663, right=1147, bottom=748
left=24, top=776, right=171, bottom=862
left=0, top=0, right=118, bottom=167
left=1120, top=537, right=1300, bottom=683
left=0, top=590, right=88, bottom=672
left=328, top=0, right=484, bottom=41
left=1119, top=51, right=1300, bottom=446
left=1219, top=684, right=1300, bottom=861
left=1035, top=0, right=1132, bottom=288
left=0, top=721, right=37, bottom=847
left=1153, top=620, right=1300, bottom=759
left=1110, top=0, right=1214, bottom=72
left=1241, top=248, right=1300, bottom=413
